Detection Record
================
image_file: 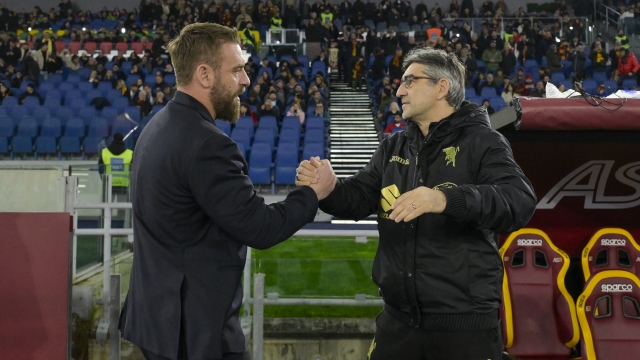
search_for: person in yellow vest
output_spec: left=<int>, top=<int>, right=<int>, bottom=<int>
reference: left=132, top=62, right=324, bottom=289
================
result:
left=270, top=11, right=283, bottom=43
left=99, top=133, right=133, bottom=200
left=320, top=7, right=333, bottom=24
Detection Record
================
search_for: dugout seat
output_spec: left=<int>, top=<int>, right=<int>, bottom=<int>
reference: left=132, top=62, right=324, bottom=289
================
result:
left=576, top=270, right=640, bottom=359
left=499, top=228, right=580, bottom=359
left=581, top=228, right=640, bottom=282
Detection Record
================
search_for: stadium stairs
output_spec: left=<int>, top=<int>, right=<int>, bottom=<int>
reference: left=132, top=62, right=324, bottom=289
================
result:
left=327, top=73, right=378, bottom=178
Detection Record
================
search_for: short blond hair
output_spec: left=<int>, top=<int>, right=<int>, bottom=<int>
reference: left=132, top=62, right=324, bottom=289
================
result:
left=167, top=22, right=241, bottom=87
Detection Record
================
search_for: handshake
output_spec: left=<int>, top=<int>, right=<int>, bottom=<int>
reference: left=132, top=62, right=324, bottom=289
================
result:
left=295, top=157, right=337, bottom=200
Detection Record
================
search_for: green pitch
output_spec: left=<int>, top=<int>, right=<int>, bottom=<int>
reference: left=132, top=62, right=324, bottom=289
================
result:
left=252, top=236, right=383, bottom=318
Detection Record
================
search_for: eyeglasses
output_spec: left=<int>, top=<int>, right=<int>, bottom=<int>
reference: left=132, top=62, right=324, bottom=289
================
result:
left=400, top=76, right=438, bottom=89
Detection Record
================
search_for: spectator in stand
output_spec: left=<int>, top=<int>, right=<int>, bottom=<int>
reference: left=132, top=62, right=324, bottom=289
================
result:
left=482, top=40, right=502, bottom=73
left=136, top=89, right=152, bottom=117
left=498, top=76, right=510, bottom=94
left=352, top=56, right=366, bottom=90
left=458, top=46, right=477, bottom=86
left=239, top=102, right=259, bottom=127
left=127, top=83, right=140, bottom=105
left=481, top=99, right=495, bottom=114
left=546, top=44, right=562, bottom=74
left=116, top=79, right=128, bottom=96
left=479, top=73, right=499, bottom=94
left=259, top=99, right=281, bottom=121
left=609, top=41, right=623, bottom=80
left=502, top=83, right=517, bottom=105
left=516, top=73, right=535, bottom=96
left=310, top=102, right=331, bottom=125
left=589, top=42, right=608, bottom=73
left=0, top=83, right=13, bottom=105
left=286, top=101, right=306, bottom=127
left=569, top=44, right=587, bottom=80
left=383, top=113, right=405, bottom=135
left=617, top=48, right=640, bottom=87
left=529, top=80, right=546, bottom=98
left=154, top=91, right=168, bottom=107
left=558, top=38, right=571, bottom=61
left=472, top=72, right=485, bottom=95
left=378, top=88, right=395, bottom=114
left=18, top=83, right=43, bottom=105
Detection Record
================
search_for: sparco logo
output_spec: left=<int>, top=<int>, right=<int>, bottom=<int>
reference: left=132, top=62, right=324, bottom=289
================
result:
left=600, top=239, right=626, bottom=246
left=601, top=284, right=633, bottom=293
left=537, top=161, right=640, bottom=209
left=518, top=239, right=543, bottom=246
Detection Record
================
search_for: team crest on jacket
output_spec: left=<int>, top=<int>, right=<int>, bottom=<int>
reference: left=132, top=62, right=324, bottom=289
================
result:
left=443, top=146, right=460, bottom=167
left=380, top=184, right=401, bottom=212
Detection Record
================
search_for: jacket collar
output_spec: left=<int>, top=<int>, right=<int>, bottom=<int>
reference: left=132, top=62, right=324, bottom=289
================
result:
left=170, top=90, right=215, bottom=125
left=403, top=101, right=489, bottom=142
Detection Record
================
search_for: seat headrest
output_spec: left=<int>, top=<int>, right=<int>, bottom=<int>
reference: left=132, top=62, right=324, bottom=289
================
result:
left=581, top=228, right=640, bottom=282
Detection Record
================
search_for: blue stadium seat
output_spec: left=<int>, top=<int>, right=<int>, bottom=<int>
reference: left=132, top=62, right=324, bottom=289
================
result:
left=64, top=118, right=86, bottom=137
left=41, top=117, right=62, bottom=137
left=257, top=67, right=272, bottom=79
left=77, top=82, right=94, bottom=93
left=66, top=74, right=81, bottom=84
left=304, top=128, right=324, bottom=145
left=467, top=96, right=482, bottom=105
left=275, top=142, right=299, bottom=185
left=78, top=107, right=96, bottom=126
left=45, top=89, right=61, bottom=103
left=59, top=136, right=81, bottom=156
left=551, top=72, right=565, bottom=84
left=214, top=119, right=231, bottom=136
left=85, top=89, right=103, bottom=103
left=10, top=106, right=30, bottom=125
left=112, top=97, right=129, bottom=113
left=164, top=74, right=176, bottom=87
left=302, top=143, right=324, bottom=160
left=248, top=142, right=272, bottom=186
left=97, top=81, right=113, bottom=95
left=480, top=87, right=498, bottom=98
left=305, top=116, right=324, bottom=132
left=621, top=79, right=638, bottom=89
left=16, top=116, right=38, bottom=137
left=69, top=97, right=86, bottom=115
left=77, top=67, right=91, bottom=79
left=112, top=115, right=136, bottom=135
left=278, top=128, right=300, bottom=149
left=38, top=82, right=56, bottom=98
left=465, top=87, right=477, bottom=99
left=58, top=82, right=75, bottom=98
left=55, top=107, right=74, bottom=123
left=1, top=96, right=18, bottom=113
left=47, top=73, right=63, bottom=85
left=125, top=74, right=140, bottom=87
left=106, top=89, right=124, bottom=105
left=36, top=136, right=58, bottom=156
left=83, top=136, right=104, bottom=157
left=124, top=106, right=141, bottom=123
left=11, top=136, right=33, bottom=155
left=592, top=72, right=607, bottom=84
left=281, top=116, right=300, bottom=134
left=235, top=116, right=254, bottom=136
left=87, top=117, right=109, bottom=138
left=32, top=106, right=51, bottom=125
left=100, top=107, right=119, bottom=125
left=559, top=80, right=573, bottom=90
left=582, top=79, right=598, bottom=94
left=489, top=97, right=506, bottom=111
left=236, top=142, right=246, bottom=159
left=0, top=115, right=14, bottom=138
left=231, top=127, right=252, bottom=153
left=64, top=89, right=82, bottom=105
left=253, top=127, right=276, bottom=151
left=258, top=115, right=278, bottom=137
left=151, top=104, right=165, bottom=114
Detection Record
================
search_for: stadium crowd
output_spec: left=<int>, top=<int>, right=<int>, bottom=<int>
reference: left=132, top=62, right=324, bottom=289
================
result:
left=0, top=0, right=638, bottom=157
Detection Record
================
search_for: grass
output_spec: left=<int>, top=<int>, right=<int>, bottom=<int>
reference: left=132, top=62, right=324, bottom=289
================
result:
left=251, top=236, right=383, bottom=318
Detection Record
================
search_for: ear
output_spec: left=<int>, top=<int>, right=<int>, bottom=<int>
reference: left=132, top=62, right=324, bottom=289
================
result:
left=194, top=64, right=215, bottom=89
left=436, top=78, right=450, bottom=101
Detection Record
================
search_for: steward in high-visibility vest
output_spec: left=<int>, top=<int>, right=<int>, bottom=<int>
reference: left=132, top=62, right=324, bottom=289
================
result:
left=99, top=133, right=133, bottom=187
left=320, top=9, right=333, bottom=24
left=271, top=15, right=283, bottom=34
left=615, top=29, right=630, bottom=50
left=427, top=27, right=442, bottom=41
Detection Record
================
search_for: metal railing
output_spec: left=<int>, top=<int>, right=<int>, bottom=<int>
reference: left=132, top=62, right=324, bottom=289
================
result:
left=595, top=1, right=621, bottom=33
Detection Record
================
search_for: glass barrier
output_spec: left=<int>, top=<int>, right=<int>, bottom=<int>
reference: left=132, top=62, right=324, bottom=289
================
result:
left=266, top=29, right=300, bottom=44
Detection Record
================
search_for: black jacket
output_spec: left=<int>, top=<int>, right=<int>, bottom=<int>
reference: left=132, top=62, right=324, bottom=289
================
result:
left=119, top=91, right=319, bottom=358
left=319, top=102, right=536, bottom=330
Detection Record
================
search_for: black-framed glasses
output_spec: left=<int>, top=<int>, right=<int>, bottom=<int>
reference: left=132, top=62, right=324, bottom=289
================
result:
left=400, top=76, right=438, bottom=89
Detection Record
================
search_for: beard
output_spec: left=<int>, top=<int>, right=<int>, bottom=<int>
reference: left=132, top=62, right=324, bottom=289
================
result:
left=210, top=84, right=243, bottom=124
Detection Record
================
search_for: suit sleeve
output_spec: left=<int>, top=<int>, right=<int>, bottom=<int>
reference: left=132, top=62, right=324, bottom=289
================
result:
left=318, top=143, right=384, bottom=220
left=188, top=134, right=318, bottom=250
left=439, top=132, right=537, bottom=234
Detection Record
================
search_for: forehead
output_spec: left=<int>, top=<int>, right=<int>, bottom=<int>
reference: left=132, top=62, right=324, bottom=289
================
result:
left=402, top=63, right=427, bottom=78
left=220, top=43, right=245, bottom=70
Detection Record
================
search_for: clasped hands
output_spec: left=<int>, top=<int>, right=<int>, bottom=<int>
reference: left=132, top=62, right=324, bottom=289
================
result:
left=296, top=158, right=447, bottom=221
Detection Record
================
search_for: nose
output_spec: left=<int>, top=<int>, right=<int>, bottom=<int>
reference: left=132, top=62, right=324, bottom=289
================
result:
left=396, top=84, right=407, bottom=98
left=239, top=69, right=251, bottom=87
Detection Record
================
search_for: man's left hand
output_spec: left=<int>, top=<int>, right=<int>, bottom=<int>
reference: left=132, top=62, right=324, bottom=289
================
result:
left=390, top=187, right=447, bottom=223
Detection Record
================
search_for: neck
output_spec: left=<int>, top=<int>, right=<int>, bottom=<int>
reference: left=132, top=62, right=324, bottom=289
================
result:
left=178, top=85, right=216, bottom=119
left=415, top=105, right=455, bottom=136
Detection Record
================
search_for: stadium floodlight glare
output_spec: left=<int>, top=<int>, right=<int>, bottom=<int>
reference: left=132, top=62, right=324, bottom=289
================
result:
left=82, top=27, right=86, bottom=31
left=28, top=27, right=32, bottom=31
left=121, top=28, right=126, bottom=34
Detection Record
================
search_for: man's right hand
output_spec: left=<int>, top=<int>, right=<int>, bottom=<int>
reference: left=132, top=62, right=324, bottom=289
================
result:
left=296, top=157, right=337, bottom=200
